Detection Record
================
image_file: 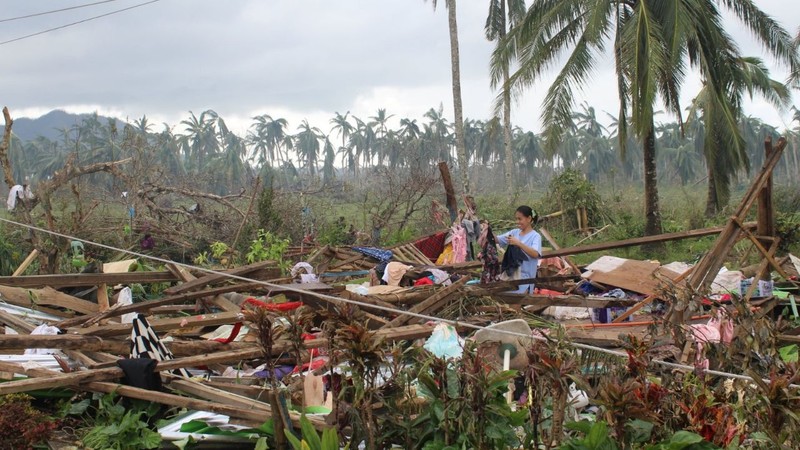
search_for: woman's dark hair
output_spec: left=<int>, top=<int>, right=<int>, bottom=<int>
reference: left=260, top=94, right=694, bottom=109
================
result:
left=516, top=205, right=539, bottom=224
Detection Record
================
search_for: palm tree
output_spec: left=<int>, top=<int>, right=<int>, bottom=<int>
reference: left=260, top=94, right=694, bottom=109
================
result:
left=295, top=120, right=323, bottom=177
left=321, top=136, right=336, bottom=186
left=688, top=56, right=791, bottom=215
left=427, top=0, right=471, bottom=195
left=330, top=112, right=356, bottom=174
left=249, top=115, right=288, bottom=168
left=486, top=0, right=526, bottom=191
left=493, top=0, right=798, bottom=240
left=369, top=109, right=394, bottom=165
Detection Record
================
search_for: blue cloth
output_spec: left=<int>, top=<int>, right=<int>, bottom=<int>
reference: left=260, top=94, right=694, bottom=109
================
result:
left=352, top=246, right=393, bottom=262
left=497, top=229, right=542, bottom=294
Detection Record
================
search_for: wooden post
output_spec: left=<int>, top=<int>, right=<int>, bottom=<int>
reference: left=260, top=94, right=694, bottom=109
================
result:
left=757, top=137, right=775, bottom=272
left=12, top=249, right=39, bottom=277
left=438, top=161, right=458, bottom=224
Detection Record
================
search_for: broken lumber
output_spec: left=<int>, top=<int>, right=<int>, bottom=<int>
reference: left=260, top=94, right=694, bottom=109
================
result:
left=0, top=285, right=98, bottom=315
left=164, top=260, right=278, bottom=295
left=0, top=271, right=178, bottom=288
left=383, top=277, right=468, bottom=328
left=542, top=223, right=755, bottom=258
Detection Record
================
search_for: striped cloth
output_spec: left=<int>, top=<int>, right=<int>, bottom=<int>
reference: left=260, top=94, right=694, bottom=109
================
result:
left=130, top=313, right=191, bottom=378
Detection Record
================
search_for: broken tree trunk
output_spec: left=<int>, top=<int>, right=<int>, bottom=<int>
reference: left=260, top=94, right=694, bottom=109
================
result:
left=438, top=161, right=458, bottom=223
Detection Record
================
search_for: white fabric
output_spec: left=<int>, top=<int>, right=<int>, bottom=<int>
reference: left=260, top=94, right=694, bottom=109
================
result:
left=428, top=268, right=452, bottom=286
left=6, top=185, right=23, bottom=210
left=291, top=262, right=315, bottom=277
left=24, top=324, right=61, bottom=355
left=117, top=287, right=137, bottom=324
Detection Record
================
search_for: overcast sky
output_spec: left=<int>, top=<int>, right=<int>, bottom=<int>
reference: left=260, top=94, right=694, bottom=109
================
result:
left=2, top=0, right=798, bottom=136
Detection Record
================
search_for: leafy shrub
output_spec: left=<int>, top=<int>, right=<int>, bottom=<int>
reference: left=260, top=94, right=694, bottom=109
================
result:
left=545, top=169, right=606, bottom=231
left=79, top=393, right=161, bottom=450
left=0, top=394, right=60, bottom=450
left=247, top=229, right=290, bottom=273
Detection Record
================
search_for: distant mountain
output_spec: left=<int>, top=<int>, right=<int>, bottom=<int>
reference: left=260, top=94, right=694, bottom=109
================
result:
left=0, top=110, right=124, bottom=142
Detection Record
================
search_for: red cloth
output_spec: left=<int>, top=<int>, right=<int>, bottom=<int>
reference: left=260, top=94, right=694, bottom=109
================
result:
left=414, top=232, right=447, bottom=261
left=242, top=298, right=303, bottom=311
left=414, top=277, right=434, bottom=286
left=212, top=322, right=242, bottom=343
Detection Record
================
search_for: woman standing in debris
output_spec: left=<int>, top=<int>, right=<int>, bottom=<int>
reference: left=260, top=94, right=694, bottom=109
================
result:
left=497, top=206, right=542, bottom=294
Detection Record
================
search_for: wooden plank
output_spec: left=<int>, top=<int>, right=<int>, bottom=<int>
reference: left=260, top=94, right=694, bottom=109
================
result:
left=586, top=260, right=680, bottom=296
left=75, top=311, right=242, bottom=338
left=493, top=293, right=638, bottom=309
left=383, top=277, right=468, bottom=328
left=542, top=224, right=754, bottom=258
left=0, top=334, right=256, bottom=356
left=612, top=266, right=694, bottom=323
left=57, top=282, right=267, bottom=328
left=0, top=285, right=99, bottom=315
left=0, top=271, right=178, bottom=288
left=757, top=137, right=775, bottom=243
left=0, top=310, right=36, bottom=333
left=163, top=260, right=278, bottom=295
left=12, top=249, right=39, bottom=277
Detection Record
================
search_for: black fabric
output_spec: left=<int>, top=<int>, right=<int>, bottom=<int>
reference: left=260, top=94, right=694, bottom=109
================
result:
left=374, top=261, right=389, bottom=285
left=130, top=314, right=191, bottom=378
left=117, top=358, right=162, bottom=390
left=501, top=245, right=527, bottom=276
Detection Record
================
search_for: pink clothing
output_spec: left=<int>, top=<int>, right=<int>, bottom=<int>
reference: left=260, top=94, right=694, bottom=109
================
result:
left=451, top=225, right=467, bottom=264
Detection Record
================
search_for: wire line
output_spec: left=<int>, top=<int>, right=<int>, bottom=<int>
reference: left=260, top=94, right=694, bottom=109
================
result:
left=0, top=215, right=795, bottom=388
left=0, top=0, right=161, bottom=46
left=0, top=0, right=122, bottom=23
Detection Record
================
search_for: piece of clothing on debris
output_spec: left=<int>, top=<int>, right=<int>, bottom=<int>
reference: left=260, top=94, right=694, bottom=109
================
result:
left=414, top=231, right=447, bottom=262
left=451, top=223, right=468, bottom=264
left=436, top=243, right=454, bottom=265
left=497, top=228, right=542, bottom=294
left=291, top=262, right=318, bottom=283
left=352, top=246, right=393, bottom=262
left=6, top=184, right=32, bottom=211
left=382, top=262, right=413, bottom=286
left=130, top=313, right=191, bottom=377
left=24, top=324, right=61, bottom=355
left=479, top=225, right=501, bottom=284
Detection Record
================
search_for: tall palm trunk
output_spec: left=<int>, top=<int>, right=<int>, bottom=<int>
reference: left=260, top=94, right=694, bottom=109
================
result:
left=500, top=1, right=514, bottom=192
left=643, top=122, right=663, bottom=248
left=705, top=165, right=719, bottom=217
left=446, top=0, right=471, bottom=195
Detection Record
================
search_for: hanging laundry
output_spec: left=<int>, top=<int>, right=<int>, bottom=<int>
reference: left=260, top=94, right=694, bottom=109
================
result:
left=413, top=232, right=447, bottom=261
left=478, top=222, right=501, bottom=284
left=6, top=185, right=24, bottom=210
left=451, top=223, right=467, bottom=264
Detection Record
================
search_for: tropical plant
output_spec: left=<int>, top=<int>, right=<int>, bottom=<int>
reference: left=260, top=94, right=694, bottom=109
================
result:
left=80, top=393, right=161, bottom=450
left=285, top=416, right=349, bottom=450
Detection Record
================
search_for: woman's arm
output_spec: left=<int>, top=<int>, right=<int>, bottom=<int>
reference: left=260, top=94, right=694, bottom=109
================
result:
left=496, top=230, right=511, bottom=247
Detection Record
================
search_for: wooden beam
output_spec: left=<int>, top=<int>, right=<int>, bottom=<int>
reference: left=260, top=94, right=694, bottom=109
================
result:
left=0, top=271, right=178, bottom=288
left=57, top=282, right=266, bottom=328
left=12, top=249, right=39, bottom=277
left=542, top=223, right=754, bottom=258
left=0, top=310, right=36, bottom=333
left=0, top=334, right=255, bottom=356
left=74, top=311, right=242, bottom=338
left=163, top=260, right=278, bottom=295
left=757, top=137, right=775, bottom=244
left=492, top=293, right=638, bottom=309
left=0, top=285, right=98, bottom=315
left=438, top=161, right=458, bottom=223
left=382, top=277, right=468, bottom=328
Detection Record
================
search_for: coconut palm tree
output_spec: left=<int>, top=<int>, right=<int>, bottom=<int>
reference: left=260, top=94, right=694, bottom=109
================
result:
left=249, top=115, right=288, bottom=168
left=330, top=111, right=356, bottom=174
left=493, top=0, right=798, bottom=240
left=486, top=0, right=526, bottom=190
left=427, top=0, right=471, bottom=194
left=295, top=120, right=323, bottom=178
left=687, top=56, right=791, bottom=215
